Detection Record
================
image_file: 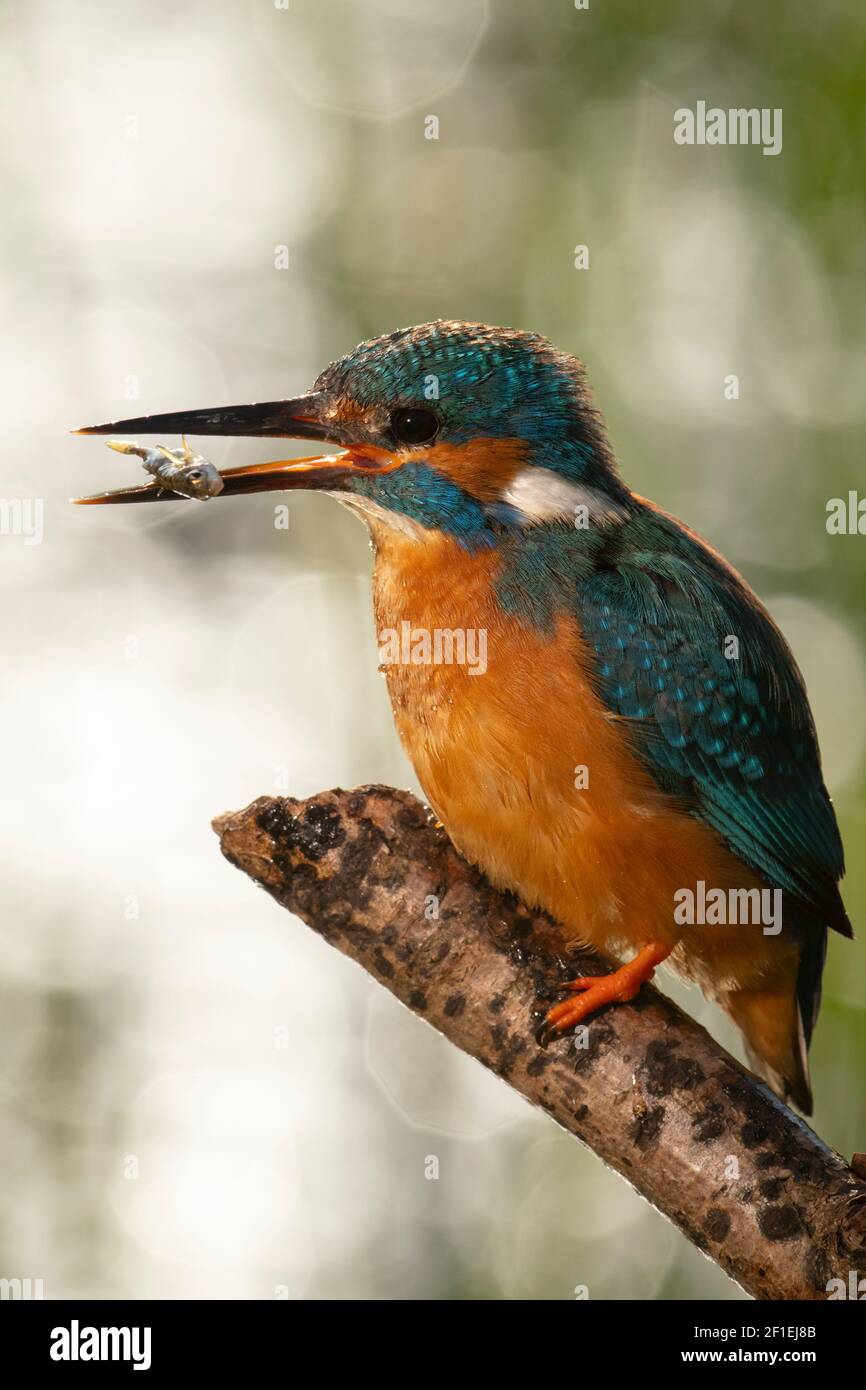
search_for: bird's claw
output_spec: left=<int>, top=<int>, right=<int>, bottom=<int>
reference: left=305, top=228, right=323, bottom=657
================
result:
left=535, top=961, right=655, bottom=1047
left=535, top=1019, right=559, bottom=1049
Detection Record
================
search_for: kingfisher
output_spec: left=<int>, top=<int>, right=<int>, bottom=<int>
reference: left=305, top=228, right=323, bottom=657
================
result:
left=76, top=320, right=852, bottom=1113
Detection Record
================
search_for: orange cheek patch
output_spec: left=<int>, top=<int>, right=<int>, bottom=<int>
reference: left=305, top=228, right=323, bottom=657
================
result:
left=311, top=409, right=532, bottom=494
left=419, top=438, right=531, bottom=502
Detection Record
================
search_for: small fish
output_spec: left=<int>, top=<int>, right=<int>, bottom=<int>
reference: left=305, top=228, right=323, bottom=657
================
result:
left=105, top=436, right=224, bottom=500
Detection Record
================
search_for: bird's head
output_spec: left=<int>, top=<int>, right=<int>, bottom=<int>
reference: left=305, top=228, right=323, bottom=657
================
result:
left=76, top=321, right=628, bottom=545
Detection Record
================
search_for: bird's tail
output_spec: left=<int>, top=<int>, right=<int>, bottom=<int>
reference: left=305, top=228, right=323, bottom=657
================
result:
left=720, top=929, right=827, bottom=1115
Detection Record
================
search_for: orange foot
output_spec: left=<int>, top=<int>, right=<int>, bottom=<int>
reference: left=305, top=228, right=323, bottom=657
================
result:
left=537, top=941, right=671, bottom=1047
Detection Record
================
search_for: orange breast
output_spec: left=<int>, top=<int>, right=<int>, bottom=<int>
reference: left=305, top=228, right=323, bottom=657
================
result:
left=369, top=523, right=793, bottom=995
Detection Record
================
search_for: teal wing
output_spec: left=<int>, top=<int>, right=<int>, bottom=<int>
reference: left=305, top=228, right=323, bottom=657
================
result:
left=576, top=516, right=850, bottom=946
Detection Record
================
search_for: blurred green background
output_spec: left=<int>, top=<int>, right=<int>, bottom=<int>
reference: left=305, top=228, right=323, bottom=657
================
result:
left=1, top=0, right=864, bottom=1300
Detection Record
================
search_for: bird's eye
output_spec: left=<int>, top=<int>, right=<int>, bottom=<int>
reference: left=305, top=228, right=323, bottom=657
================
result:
left=187, top=469, right=203, bottom=481
left=389, top=407, right=440, bottom=446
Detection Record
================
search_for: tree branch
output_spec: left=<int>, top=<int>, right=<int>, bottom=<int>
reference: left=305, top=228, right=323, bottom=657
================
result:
left=213, top=784, right=866, bottom=1301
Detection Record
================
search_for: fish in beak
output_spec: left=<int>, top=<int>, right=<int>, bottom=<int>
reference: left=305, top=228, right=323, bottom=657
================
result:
left=72, top=393, right=374, bottom=504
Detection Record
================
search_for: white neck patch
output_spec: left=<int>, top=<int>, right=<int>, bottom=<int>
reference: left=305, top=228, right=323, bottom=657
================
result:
left=501, top=467, right=627, bottom=527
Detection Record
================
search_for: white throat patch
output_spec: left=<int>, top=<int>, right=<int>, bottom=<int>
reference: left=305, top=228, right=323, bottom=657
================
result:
left=501, top=467, right=627, bottom=527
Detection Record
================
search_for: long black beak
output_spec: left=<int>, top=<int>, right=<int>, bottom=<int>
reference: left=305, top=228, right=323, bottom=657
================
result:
left=72, top=393, right=360, bottom=504
left=74, top=393, right=332, bottom=441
